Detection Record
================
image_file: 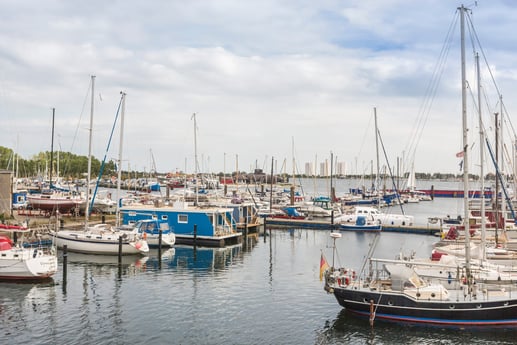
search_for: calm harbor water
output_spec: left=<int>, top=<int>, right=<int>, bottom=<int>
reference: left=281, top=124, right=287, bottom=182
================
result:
left=3, top=179, right=517, bottom=344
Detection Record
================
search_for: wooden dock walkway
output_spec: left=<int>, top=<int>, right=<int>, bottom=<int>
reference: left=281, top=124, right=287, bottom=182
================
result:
left=263, top=218, right=441, bottom=236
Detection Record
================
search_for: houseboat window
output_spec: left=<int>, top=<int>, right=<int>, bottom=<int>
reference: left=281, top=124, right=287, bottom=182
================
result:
left=208, top=215, right=214, bottom=224
left=161, top=215, right=168, bottom=221
left=178, top=214, right=188, bottom=223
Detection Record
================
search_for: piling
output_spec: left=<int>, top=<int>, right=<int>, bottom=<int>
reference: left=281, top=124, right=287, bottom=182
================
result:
left=263, top=218, right=267, bottom=242
left=118, top=236, right=122, bottom=264
left=158, top=229, right=163, bottom=268
left=193, top=224, right=197, bottom=247
left=243, top=216, right=248, bottom=248
left=62, top=245, right=68, bottom=285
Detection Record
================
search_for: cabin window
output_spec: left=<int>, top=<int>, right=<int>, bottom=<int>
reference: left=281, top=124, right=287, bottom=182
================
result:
left=152, top=215, right=157, bottom=220
left=178, top=214, right=188, bottom=223
left=161, top=215, right=168, bottom=221
left=129, top=211, right=136, bottom=217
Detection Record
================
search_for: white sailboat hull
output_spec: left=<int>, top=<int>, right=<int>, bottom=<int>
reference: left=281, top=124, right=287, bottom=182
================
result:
left=0, top=247, right=58, bottom=280
left=53, top=229, right=149, bottom=255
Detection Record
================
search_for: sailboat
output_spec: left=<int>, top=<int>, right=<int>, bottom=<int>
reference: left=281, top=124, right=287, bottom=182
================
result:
left=26, top=108, right=84, bottom=215
left=0, top=223, right=58, bottom=280
left=52, top=79, right=148, bottom=255
left=323, top=6, right=517, bottom=327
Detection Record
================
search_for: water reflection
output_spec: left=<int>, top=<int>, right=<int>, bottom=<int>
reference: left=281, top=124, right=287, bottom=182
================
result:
left=142, top=245, right=243, bottom=272
left=317, top=309, right=517, bottom=345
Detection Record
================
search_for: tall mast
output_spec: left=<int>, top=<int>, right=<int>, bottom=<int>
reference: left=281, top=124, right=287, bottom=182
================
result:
left=85, top=75, right=95, bottom=225
left=192, top=113, right=199, bottom=206
left=116, top=91, right=126, bottom=227
left=374, top=107, right=380, bottom=207
left=460, top=5, right=472, bottom=274
left=476, top=53, right=486, bottom=260
left=50, top=108, right=55, bottom=189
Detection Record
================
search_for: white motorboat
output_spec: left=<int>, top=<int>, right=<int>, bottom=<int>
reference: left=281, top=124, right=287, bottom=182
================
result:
left=0, top=224, right=58, bottom=281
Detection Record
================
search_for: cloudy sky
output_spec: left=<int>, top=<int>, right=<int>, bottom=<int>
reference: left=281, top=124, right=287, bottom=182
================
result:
left=1, top=0, right=516, bottom=177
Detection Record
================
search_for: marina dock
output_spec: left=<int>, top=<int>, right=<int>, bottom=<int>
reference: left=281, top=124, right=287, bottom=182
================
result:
left=263, top=217, right=442, bottom=235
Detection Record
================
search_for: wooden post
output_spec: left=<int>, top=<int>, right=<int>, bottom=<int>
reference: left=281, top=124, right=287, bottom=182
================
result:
left=243, top=215, right=248, bottom=248
left=62, top=244, right=68, bottom=285
left=158, top=229, right=162, bottom=269
left=118, top=236, right=122, bottom=264
left=369, top=299, right=375, bottom=327
left=193, top=224, right=197, bottom=247
left=263, top=218, right=267, bottom=242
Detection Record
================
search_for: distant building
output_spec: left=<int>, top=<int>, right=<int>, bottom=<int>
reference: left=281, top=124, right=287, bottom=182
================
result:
left=304, top=162, right=313, bottom=176
left=336, top=162, right=346, bottom=176
left=319, top=160, right=329, bottom=177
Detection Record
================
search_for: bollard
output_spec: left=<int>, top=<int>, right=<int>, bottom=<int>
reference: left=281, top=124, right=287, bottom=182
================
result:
left=101, top=215, right=105, bottom=223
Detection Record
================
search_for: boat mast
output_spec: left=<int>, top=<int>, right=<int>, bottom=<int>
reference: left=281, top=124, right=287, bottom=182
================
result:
left=476, top=54, right=486, bottom=261
left=374, top=107, right=380, bottom=207
left=50, top=108, right=55, bottom=190
left=192, top=113, right=198, bottom=206
left=85, top=75, right=95, bottom=226
left=460, top=5, right=472, bottom=279
left=116, top=91, right=126, bottom=227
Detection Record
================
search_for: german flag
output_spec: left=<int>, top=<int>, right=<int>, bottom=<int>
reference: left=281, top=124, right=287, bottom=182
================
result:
left=319, top=253, right=329, bottom=281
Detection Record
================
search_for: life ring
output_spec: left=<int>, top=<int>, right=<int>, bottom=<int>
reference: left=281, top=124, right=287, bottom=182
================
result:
left=337, top=278, right=342, bottom=286
left=344, top=277, right=350, bottom=285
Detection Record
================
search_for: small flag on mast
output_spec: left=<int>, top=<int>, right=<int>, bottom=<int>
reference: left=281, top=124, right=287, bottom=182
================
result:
left=319, top=253, right=330, bottom=281
left=456, top=151, right=464, bottom=158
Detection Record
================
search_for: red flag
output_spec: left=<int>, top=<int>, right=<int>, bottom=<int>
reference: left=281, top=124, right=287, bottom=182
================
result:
left=319, top=253, right=330, bottom=281
left=456, top=151, right=464, bottom=158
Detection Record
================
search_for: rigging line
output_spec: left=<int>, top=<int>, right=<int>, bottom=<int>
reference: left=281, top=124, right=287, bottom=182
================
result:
left=485, top=137, right=517, bottom=223
left=502, top=103, right=517, bottom=139
left=466, top=9, right=517, bottom=140
left=62, top=78, right=93, bottom=177
left=377, top=126, right=406, bottom=214
left=89, top=94, right=123, bottom=214
left=403, top=10, right=459, bottom=166
left=355, top=111, right=374, bottom=165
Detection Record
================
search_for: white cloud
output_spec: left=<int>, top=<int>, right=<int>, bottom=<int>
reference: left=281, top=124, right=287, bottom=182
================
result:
left=0, top=1, right=516, bottom=176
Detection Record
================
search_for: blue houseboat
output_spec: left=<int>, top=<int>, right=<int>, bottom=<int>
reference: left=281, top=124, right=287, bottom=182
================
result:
left=120, top=201, right=242, bottom=247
